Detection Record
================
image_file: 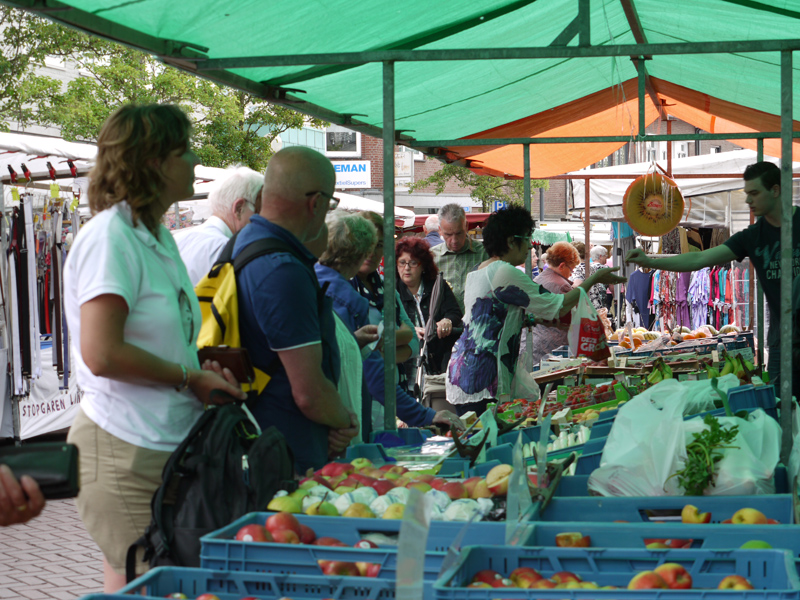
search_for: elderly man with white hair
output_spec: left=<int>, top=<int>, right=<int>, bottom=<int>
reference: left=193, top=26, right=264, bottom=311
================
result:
left=174, top=165, right=262, bottom=285
left=588, top=245, right=610, bottom=310
left=423, top=214, right=443, bottom=247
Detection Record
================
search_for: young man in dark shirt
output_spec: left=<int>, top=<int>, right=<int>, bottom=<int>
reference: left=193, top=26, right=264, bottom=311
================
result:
left=625, top=162, right=799, bottom=397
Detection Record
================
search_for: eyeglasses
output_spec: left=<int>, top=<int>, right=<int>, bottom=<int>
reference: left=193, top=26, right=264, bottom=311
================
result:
left=398, top=260, right=420, bottom=269
left=306, top=190, right=340, bottom=211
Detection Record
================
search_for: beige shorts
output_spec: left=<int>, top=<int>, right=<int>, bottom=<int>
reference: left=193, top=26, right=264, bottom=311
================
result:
left=67, top=407, right=172, bottom=575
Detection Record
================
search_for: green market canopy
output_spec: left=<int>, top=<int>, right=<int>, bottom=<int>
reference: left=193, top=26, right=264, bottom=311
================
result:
left=4, top=0, right=800, bottom=178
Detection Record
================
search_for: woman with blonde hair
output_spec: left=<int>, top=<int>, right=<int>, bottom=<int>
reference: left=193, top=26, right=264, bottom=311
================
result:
left=64, top=104, right=245, bottom=592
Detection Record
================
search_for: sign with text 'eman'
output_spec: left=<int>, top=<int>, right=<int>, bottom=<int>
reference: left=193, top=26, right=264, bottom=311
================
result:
left=333, top=160, right=371, bottom=189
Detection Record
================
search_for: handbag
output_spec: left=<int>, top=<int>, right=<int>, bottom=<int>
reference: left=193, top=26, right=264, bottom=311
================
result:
left=0, top=442, right=79, bottom=499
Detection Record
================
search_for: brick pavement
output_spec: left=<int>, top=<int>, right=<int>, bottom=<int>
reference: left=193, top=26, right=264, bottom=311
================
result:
left=0, top=499, right=104, bottom=599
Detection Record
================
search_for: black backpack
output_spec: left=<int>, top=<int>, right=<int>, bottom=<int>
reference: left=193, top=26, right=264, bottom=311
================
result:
left=125, top=401, right=296, bottom=582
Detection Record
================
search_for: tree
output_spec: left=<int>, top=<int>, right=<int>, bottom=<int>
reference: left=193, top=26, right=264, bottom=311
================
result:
left=0, top=7, right=324, bottom=171
left=407, top=160, right=549, bottom=211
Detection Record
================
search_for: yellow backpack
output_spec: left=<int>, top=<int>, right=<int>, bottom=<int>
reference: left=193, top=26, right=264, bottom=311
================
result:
left=195, top=235, right=297, bottom=395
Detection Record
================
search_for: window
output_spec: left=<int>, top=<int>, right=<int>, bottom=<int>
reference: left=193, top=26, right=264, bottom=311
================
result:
left=711, top=146, right=721, bottom=154
left=325, top=125, right=361, bottom=157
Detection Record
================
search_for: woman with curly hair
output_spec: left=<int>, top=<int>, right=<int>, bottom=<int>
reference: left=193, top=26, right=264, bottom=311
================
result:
left=446, top=207, right=626, bottom=416
left=395, top=236, right=462, bottom=381
left=64, top=104, right=246, bottom=591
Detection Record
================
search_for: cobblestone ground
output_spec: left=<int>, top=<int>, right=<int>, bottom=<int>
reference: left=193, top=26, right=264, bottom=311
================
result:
left=0, top=498, right=104, bottom=599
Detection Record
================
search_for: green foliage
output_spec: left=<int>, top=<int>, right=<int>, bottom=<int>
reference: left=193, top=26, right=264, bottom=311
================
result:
left=408, top=160, right=549, bottom=211
left=0, top=7, right=324, bottom=171
left=669, top=414, right=739, bottom=496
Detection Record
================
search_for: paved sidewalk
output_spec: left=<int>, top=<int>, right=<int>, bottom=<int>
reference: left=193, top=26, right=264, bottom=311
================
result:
left=0, top=498, right=104, bottom=600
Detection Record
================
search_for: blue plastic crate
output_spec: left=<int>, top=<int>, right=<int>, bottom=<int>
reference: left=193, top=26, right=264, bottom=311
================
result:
left=344, top=443, right=392, bottom=464
left=116, top=567, right=396, bottom=599
left=434, top=546, right=800, bottom=600
left=574, top=451, right=603, bottom=475
left=527, top=522, right=800, bottom=565
left=531, top=495, right=793, bottom=524
left=551, top=467, right=788, bottom=498
left=728, top=385, right=778, bottom=419
left=590, top=420, right=613, bottom=439
left=200, top=512, right=509, bottom=600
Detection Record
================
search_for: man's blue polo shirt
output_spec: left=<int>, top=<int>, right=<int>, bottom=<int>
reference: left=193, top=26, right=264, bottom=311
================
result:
left=234, top=216, right=340, bottom=473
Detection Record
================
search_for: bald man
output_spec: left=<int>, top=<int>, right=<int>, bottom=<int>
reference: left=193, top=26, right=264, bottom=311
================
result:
left=234, top=147, right=357, bottom=472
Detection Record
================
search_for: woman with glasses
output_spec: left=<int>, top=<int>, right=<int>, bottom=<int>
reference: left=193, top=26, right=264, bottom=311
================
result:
left=446, top=207, right=626, bottom=416
left=64, top=104, right=246, bottom=592
left=395, top=237, right=462, bottom=390
left=352, top=212, right=464, bottom=432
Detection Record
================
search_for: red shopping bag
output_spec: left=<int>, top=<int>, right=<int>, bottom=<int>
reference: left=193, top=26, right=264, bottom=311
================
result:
left=568, top=288, right=611, bottom=361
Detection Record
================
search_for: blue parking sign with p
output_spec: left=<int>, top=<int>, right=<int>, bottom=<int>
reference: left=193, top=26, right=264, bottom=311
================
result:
left=492, top=200, right=507, bottom=212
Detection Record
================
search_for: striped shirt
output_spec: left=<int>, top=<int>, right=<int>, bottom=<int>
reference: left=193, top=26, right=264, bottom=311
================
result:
left=431, top=239, right=489, bottom=312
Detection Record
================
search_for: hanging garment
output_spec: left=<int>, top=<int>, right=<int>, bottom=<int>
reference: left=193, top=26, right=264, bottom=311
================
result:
left=676, top=271, right=692, bottom=329
left=23, top=197, right=42, bottom=378
left=689, top=267, right=711, bottom=330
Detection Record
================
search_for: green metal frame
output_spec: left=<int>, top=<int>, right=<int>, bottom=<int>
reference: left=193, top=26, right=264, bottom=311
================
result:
left=2, top=0, right=794, bottom=453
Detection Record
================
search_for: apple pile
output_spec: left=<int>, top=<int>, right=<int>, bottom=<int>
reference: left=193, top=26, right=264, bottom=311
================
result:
left=267, top=460, right=515, bottom=522
left=466, top=568, right=606, bottom=590
left=681, top=504, right=780, bottom=525
left=627, top=565, right=754, bottom=591
left=166, top=595, right=271, bottom=600
left=233, top=512, right=382, bottom=577
left=463, top=565, right=755, bottom=591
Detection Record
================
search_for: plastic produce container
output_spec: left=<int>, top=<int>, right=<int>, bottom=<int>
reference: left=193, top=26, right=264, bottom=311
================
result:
left=434, top=546, right=800, bottom=600
left=530, top=495, right=793, bottom=524
left=116, top=566, right=396, bottom=599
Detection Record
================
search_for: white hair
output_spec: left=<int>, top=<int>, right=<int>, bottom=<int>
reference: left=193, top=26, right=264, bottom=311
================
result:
left=590, top=245, right=609, bottom=261
left=209, top=165, right=263, bottom=216
left=424, top=214, right=439, bottom=233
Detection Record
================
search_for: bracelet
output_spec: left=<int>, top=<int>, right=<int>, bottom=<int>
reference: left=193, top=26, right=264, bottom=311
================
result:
left=174, top=364, right=190, bottom=392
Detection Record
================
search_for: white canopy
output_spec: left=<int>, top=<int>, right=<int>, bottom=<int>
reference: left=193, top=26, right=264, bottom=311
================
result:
left=568, top=150, right=800, bottom=231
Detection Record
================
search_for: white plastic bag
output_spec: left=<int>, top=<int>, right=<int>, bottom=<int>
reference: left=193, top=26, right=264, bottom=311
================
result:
left=511, top=351, right=540, bottom=401
left=588, top=379, right=780, bottom=497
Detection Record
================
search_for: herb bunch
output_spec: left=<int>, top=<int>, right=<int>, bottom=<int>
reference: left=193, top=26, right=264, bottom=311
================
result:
left=670, top=414, right=739, bottom=496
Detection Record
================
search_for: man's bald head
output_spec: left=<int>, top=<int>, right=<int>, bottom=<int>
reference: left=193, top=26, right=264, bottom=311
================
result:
left=263, top=146, right=335, bottom=204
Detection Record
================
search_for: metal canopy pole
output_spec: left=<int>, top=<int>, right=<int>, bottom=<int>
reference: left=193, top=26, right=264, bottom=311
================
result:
left=779, top=50, right=793, bottom=463
left=637, top=57, right=647, bottom=138
left=523, top=144, right=533, bottom=371
left=382, top=61, right=397, bottom=431
left=756, top=139, right=765, bottom=370
left=585, top=182, right=591, bottom=264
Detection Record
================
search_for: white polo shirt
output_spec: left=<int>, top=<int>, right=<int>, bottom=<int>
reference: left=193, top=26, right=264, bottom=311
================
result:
left=173, top=216, right=232, bottom=286
left=64, top=202, right=204, bottom=451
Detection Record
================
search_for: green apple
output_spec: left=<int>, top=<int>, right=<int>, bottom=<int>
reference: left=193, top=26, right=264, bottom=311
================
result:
left=305, top=501, right=339, bottom=516
left=343, top=502, right=376, bottom=518
left=740, top=540, right=773, bottom=549
left=267, top=496, right=302, bottom=513
left=334, top=486, right=356, bottom=495
left=382, top=503, right=405, bottom=520
left=289, top=489, right=309, bottom=499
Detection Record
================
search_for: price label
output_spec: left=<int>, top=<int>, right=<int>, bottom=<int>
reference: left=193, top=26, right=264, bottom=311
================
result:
left=711, top=350, right=719, bottom=363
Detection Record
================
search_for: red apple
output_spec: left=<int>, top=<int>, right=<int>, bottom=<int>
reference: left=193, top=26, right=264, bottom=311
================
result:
left=462, top=476, right=483, bottom=496
left=271, top=529, right=300, bottom=544
left=467, top=582, right=491, bottom=588
left=551, top=571, right=582, bottom=584
left=471, top=569, right=503, bottom=585
left=370, top=479, right=396, bottom=496
left=767, top=518, right=781, bottom=525
left=321, top=560, right=361, bottom=576
left=195, top=595, right=221, bottom=600
left=718, top=576, right=754, bottom=590
left=265, top=512, right=302, bottom=537
left=628, top=571, right=668, bottom=589
left=533, top=579, right=557, bottom=589
left=441, top=481, right=469, bottom=500
left=489, top=579, right=513, bottom=588
left=429, top=478, right=447, bottom=491
left=314, top=536, right=348, bottom=547
left=413, top=473, right=435, bottom=484
left=731, top=508, right=768, bottom=525
left=354, top=539, right=379, bottom=549
left=654, top=563, right=693, bottom=590
left=356, top=561, right=381, bottom=577
left=350, top=473, right=378, bottom=487
left=166, top=594, right=188, bottom=599
left=681, top=504, right=711, bottom=524
left=509, top=567, right=543, bottom=588
left=235, top=524, right=273, bottom=543
left=378, top=464, right=394, bottom=473
left=321, top=462, right=355, bottom=478
left=338, top=477, right=362, bottom=489
left=555, top=532, right=591, bottom=548
left=299, top=524, right=316, bottom=544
